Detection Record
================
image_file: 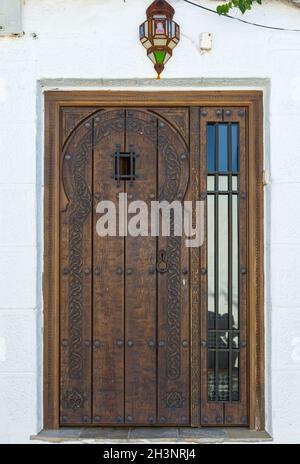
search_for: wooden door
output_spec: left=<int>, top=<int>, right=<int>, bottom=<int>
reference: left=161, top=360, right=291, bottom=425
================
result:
left=55, top=101, right=257, bottom=428
left=59, top=108, right=190, bottom=426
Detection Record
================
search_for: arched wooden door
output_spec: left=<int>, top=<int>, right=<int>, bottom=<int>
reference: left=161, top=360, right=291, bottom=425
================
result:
left=60, top=109, right=191, bottom=426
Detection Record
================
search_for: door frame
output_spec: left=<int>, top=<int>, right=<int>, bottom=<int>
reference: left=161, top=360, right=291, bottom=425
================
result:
left=44, top=90, right=264, bottom=430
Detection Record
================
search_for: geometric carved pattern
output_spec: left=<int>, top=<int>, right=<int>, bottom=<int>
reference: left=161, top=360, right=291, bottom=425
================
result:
left=166, top=233, right=181, bottom=380
left=158, top=136, right=181, bottom=203
left=126, top=115, right=157, bottom=142
left=64, top=128, right=93, bottom=381
left=164, top=391, right=186, bottom=409
left=63, top=389, right=86, bottom=410
left=190, top=109, right=201, bottom=426
left=158, top=125, right=185, bottom=382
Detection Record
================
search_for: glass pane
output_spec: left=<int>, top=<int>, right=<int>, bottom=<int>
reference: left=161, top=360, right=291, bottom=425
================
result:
left=164, top=52, right=171, bottom=64
left=207, top=195, right=215, bottom=329
left=219, top=176, right=228, bottom=191
left=155, top=20, right=165, bottom=34
left=148, top=52, right=156, bottom=64
left=207, top=124, right=215, bottom=173
left=208, top=331, right=216, bottom=350
left=206, top=123, right=240, bottom=404
left=231, top=331, right=240, bottom=349
left=207, top=176, right=215, bottom=192
left=231, top=124, right=239, bottom=172
left=232, top=175, right=238, bottom=191
left=143, top=40, right=152, bottom=50
left=139, top=24, right=145, bottom=39
left=208, top=351, right=216, bottom=402
left=232, top=354, right=240, bottom=401
left=153, top=38, right=167, bottom=46
left=218, top=124, right=228, bottom=172
left=232, top=195, right=239, bottom=329
left=218, top=351, right=229, bottom=402
left=218, top=195, right=229, bottom=328
left=154, top=50, right=166, bottom=64
left=218, top=331, right=229, bottom=349
left=169, top=40, right=177, bottom=49
left=172, top=21, right=176, bottom=37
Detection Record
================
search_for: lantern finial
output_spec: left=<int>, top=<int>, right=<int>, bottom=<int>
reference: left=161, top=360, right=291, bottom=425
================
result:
left=146, top=0, right=175, bottom=19
left=155, top=63, right=164, bottom=80
left=140, top=0, right=180, bottom=79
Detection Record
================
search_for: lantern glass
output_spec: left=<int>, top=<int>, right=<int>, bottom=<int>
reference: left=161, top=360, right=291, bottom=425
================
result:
left=154, top=50, right=166, bottom=65
left=153, top=37, right=168, bottom=46
left=155, top=20, right=165, bottom=35
left=164, top=52, right=171, bottom=64
left=143, top=40, right=152, bottom=50
left=139, top=24, right=145, bottom=39
left=147, top=52, right=156, bottom=64
left=168, top=39, right=177, bottom=49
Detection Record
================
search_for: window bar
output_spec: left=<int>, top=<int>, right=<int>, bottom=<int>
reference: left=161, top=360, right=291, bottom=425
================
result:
left=237, top=124, right=241, bottom=402
left=116, top=152, right=120, bottom=183
left=228, top=123, right=233, bottom=403
left=214, top=123, right=219, bottom=402
left=130, top=153, right=134, bottom=183
left=207, top=191, right=238, bottom=195
left=207, top=171, right=239, bottom=176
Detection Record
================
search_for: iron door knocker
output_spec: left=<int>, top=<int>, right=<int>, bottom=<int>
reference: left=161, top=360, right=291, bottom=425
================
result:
left=157, top=250, right=168, bottom=274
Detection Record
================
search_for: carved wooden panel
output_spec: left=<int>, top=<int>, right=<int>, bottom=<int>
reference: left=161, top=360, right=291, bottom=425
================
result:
left=61, top=107, right=98, bottom=146
left=60, top=120, right=93, bottom=425
left=151, top=108, right=189, bottom=144
left=157, top=117, right=190, bottom=425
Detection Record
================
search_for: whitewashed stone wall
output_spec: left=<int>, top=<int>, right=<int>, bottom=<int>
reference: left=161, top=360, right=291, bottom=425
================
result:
left=0, top=0, right=300, bottom=444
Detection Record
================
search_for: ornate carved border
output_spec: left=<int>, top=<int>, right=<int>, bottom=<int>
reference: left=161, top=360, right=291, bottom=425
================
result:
left=44, top=91, right=264, bottom=430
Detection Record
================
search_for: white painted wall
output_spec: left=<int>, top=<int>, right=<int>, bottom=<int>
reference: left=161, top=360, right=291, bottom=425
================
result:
left=0, top=0, right=300, bottom=444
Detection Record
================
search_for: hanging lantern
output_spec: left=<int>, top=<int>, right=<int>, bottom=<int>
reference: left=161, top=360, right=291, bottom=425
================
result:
left=139, top=0, right=180, bottom=79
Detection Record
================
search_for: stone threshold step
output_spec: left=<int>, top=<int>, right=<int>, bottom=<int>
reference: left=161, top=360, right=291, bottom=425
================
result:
left=32, top=428, right=272, bottom=444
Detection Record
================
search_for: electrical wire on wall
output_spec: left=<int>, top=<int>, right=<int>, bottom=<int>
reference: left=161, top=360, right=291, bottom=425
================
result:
left=182, top=0, right=300, bottom=32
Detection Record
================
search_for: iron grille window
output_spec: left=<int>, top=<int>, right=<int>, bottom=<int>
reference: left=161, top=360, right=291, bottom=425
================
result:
left=206, top=122, right=240, bottom=403
left=114, top=151, right=137, bottom=182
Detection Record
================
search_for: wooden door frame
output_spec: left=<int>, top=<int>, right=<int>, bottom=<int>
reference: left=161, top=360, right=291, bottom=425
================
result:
left=44, top=90, right=264, bottom=430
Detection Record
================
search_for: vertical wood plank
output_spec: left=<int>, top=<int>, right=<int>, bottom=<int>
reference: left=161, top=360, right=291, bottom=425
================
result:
left=224, top=108, right=248, bottom=426
left=44, top=99, right=60, bottom=429
left=200, top=108, right=224, bottom=425
left=92, top=110, right=126, bottom=425
left=248, top=100, right=265, bottom=430
left=124, top=110, right=157, bottom=425
left=190, top=107, right=201, bottom=427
